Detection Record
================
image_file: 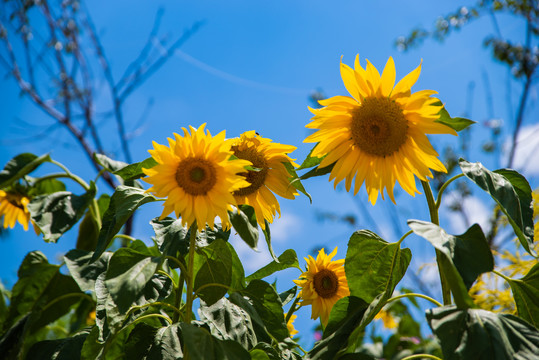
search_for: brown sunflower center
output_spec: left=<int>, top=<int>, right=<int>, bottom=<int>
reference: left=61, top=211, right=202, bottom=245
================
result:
left=232, top=146, right=268, bottom=197
left=5, top=193, right=25, bottom=209
left=175, top=157, right=217, bottom=196
left=313, top=268, right=339, bottom=299
left=351, top=97, right=408, bottom=157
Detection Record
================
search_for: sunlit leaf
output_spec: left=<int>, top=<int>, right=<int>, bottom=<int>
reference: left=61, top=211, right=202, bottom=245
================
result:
left=113, top=157, right=158, bottom=181
left=283, top=162, right=312, bottom=203
left=0, top=153, right=50, bottom=188
left=246, top=249, right=299, bottom=283
left=433, top=101, right=475, bottom=132
left=229, top=205, right=259, bottom=250
left=460, top=159, right=535, bottom=255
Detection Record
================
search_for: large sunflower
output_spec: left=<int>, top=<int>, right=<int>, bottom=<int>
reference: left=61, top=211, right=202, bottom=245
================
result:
left=0, top=190, right=31, bottom=231
left=304, top=55, right=456, bottom=204
left=231, top=131, right=298, bottom=229
left=293, top=247, right=349, bottom=326
left=143, top=124, right=252, bottom=232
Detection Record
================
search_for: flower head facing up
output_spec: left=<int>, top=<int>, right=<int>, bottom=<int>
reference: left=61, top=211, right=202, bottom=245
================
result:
left=294, top=247, right=350, bottom=326
left=143, top=124, right=252, bottom=232
left=0, top=190, right=31, bottom=231
left=304, top=55, right=457, bottom=204
left=231, top=131, right=299, bottom=229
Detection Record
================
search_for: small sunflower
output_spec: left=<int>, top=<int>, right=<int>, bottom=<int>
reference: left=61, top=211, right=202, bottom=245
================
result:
left=0, top=190, right=31, bottom=231
left=374, top=308, right=398, bottom=330
left=293, top=247, right=350, bottom=326
left=143, top=124, right=252, bottom=232
left=304, top=55, right=457, bottom=204
left=285, top=313, right=299, bottom=337
left=231, top=131, right=298, bottom=229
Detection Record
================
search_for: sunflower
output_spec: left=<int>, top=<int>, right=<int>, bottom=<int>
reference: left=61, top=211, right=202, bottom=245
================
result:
left=143, top=124, right=252, bottom=232
left=304, top=55, right=456, bottom=204
left=374, top=308, right=398, bottom=330
left=285, top=313, right=299, bottom=337
left=0, top=190, right=31, bottom=231
left=293, top=247, right=350, bottom=326
left=231, top=131, right=298, bottom=229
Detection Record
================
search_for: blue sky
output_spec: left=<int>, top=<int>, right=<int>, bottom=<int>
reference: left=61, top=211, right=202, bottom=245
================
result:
left=1, top=0, right=537, bottom=348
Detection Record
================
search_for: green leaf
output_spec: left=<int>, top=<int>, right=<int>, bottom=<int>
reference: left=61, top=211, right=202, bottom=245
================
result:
left=199, top=297, right=257, bottom=349
left=28, top=182, right=97, bottom=243
left=299, top=162, right=335, bottom=181
left=308, top=296, right=369, bottom=360
left=408, top=220, right=483, bottom=308
left=0, top=153, right=50, bottom=188
left=261, top=219, right=279, bottom=262
left=26, top=329, right=90, bottom=360
left=151, top=217, right=189, bottom=258
left=31, top=178, right=66, bottom=195
left=433, top=101, right=475, bottom=132
left=345, top=230, right=412, bottom=303
left=113, top=157, right=158, bottom=181
left=124, top=322, right=158, bottom=359
left=246, top=249, right=299, bottom=283
left=283, top=162, right=312, bottom=203
left=279, top=286, right=298, bottom=306
left=193, top=239, right=232, bottom=306
left=146, top=324, right=184, bottom=360
left=0, top=315, right=28, bottom=359
left=105, top=247, right=161, bottom=313
left=229, top=205, right=259, bottom=250
left=92, top=185, right=158, bottom=261
left=296, top=145, right=324, bottom=170
left=427, top=306, right=539, bottom=360
left=229, top=242, right=246, bottom=292
left=94, top=153, right=128, bottom=172
left=180, top=322, right=251, bottom=360
left=505, top=263, right=539, bottom=328
left=76, top=193, right=109, bottom=251
left=64, top=250, right=112, bottom=292
left=236, top=280, right=288, bottom=342
left=459, top=159, right=535, bottom=255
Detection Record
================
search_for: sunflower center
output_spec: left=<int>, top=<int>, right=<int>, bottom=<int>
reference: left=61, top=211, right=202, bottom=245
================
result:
left=5, top=193, right=25, bottom=209
left=313, top=268, right=339, bottom=299
left=351, top=97, right=408, bottom=157
left=232, top=146, right=268, bottom=197
left=175, top=157, right=217, bottom=196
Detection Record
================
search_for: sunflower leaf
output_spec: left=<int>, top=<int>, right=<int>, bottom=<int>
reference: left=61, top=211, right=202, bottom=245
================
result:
left=297, top=145, right=325, bottom=170
left=27, top=329, right=90, bottom=360
left=299, top=162, right=335, bottom=181
left=0, top=153, right=51, bottom=188
left=92, top=186, right=158, bottom=262
left=262, top=219, right=279, bottom=262
left=408, top=220, right=487, bottom=308
left=283, top=162, right=312, bottom=203
left=94, top=153, right=128, bottom=173
left=245, top=249, right=300, bottom=283
left=229, top=205, right=259, bottom=250
left=113, top=157, right=158, bottom=181
left=345, top=230, right=411, bottom=304
left=433, top=101, right=475, bottom=132
left=504, top=263, right=539, bottom=328
left=459, top=159, right=535, bottom=255
left=426, top=306, right=539, bottom=359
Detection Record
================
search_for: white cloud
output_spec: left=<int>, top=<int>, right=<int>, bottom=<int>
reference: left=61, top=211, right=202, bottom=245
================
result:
left=504, top=123, right=539, bottom=175
left=270, top=212, right=302, bottom=243
left=229, top=233, right=273, bottom=273
left=442, top=191, right=491, bottom=234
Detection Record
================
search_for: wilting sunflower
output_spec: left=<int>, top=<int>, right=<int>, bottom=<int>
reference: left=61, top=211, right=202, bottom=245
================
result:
left=304, top=55, right=456, bottom=204
left=143, top=124, right=252, bottom=232
left=293, top=247, right=350, bottom=326
left=0, top=190, right=31, bottom=231
left=285, top=313, right=299, bottom=337
left=231, top=131, right=298, bottom=229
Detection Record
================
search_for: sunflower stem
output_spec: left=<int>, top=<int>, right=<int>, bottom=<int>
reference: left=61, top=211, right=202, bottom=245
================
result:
left=401, top=354, right=443, bottom=360
left=184, top=222, right=198, bottom=324
left=285, top=296, right=302, bottom=324
left=173, top=272, right=185, bottom=323
left=435, top=173, right=465, bottom=210
left=421, top=180, right=451, bottom=306
left=386, top=292, right=442, bottom=307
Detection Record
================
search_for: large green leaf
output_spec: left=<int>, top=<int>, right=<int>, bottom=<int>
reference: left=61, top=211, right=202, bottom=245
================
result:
left=427, top=306, right=539, bottom=359
left=150, top=217, right=189, bottom=258
left=65, top=250, right=112, bottom=292
left=26, top=329, right=90, bottom=360
left=28, top=182, right=97, bottom=243
left=345, top=230, right=412, bottom=303
left=433, top=100, right=475, bottom=132
left=505, top=263, right=539, bottom=328
left=92, top=186, right=158, bottom=261
left=180, top=322, right=251, bottom=360
left=29, top=177, right=66, bottom=195
left=124, top=322, right=158, bottom=359
left=408, top=220, right=487, bottom=308
left=193, top=239, right=232, bottom=306
left=229, top=205, right=259, bottom=250
left=459, top=159, right=535, bottom=255
left=113, top=157, right=158, bottom=181
left=105, top=247, right=161, bottom=313
left=76, top=194, right=110, bottom=252
left=198, top=297, right=257, bottom=349
left=0, top=153, right=50, bottom=188
left=308, top=296, right=369, bottom=360
left=146, top=324, right=184, bottom=360
left=246, top=249, right=300, bottom=283
left=94, top=153, right=128, bottom=173
left=235, top=280, right=288, bottom=342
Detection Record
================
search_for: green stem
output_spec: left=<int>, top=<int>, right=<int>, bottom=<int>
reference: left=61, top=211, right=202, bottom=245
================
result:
left=40, top=293, right=94, bottom=313
left=435, top=173, right=464, bottom=210
left=398, top=230, right=413, bottom=245
left=157, top=270, right=177, bottom=288
left=184, top=223, right=198, bottom=324
left=113, top=234, right=136, bottom=243
left=421, top=180, right=451, bottom=306
left=165, top=255, right=189, bottom=277
left=285, top=296, right=302, bottom=324
left=386, top=293, right=442, bottom=307
left=401, top=355, right=443, bottom=360
left=125, top=301, right=181, bottom=319
left=194, top=282, right=233, bottom=296
left=173, top=272, right=185, bottom=323
left=493, top=270, right=511, bottom=282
